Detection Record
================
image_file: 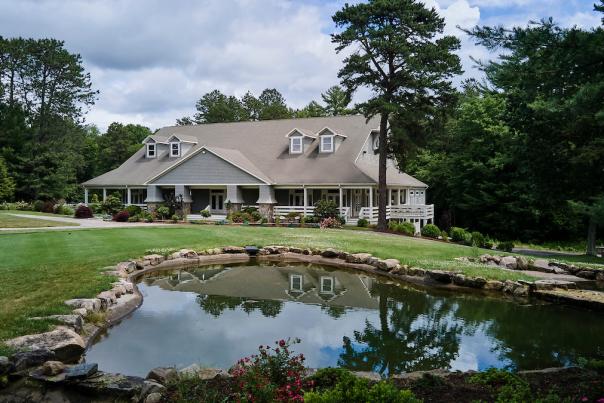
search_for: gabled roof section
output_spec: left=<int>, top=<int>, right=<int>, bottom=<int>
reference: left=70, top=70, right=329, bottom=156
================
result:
left=146, top=145, right=272, bottom=185
left=354, top=160, right=428, bottom=188
left=166, top=134, right=198, bottom=144
left=285, top=128, right=317, bottom=139
left=317, top=127, right=347, bottom=138
left=141, top=135, right=168, bottom=144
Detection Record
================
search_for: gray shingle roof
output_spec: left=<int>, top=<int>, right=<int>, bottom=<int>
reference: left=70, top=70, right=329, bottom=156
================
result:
left=83, top=115, right=427, bottom=188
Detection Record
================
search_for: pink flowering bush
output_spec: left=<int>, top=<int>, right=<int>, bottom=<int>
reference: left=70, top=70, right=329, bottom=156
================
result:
left=229, top=338, right=311, bottom=402
left=320, top=217, right=341, bottom=229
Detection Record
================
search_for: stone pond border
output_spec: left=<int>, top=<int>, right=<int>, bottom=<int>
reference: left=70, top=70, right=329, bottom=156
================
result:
left=1, top=245, right=603, bottom=401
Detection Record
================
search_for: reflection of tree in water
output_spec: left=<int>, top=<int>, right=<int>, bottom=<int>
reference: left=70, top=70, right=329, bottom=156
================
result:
left=321, top=305, right=346, bottom=319
left=196, top=294, right=283, bottom=318
left=338, top=283, right=462, bottom=376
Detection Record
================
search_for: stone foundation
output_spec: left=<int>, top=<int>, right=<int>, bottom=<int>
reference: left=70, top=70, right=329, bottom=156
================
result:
left=258, top=203, right=275, bottom=222
left=227, top=203, right=242, bottom=215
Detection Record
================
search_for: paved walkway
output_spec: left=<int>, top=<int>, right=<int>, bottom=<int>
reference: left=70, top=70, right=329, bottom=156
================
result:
left=0, top=213, right=172, bottom=232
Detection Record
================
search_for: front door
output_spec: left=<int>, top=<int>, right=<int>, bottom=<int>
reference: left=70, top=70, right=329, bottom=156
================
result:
left=210, top=191, right=225, bottom=213
left=352, top=189, right=363, bottom=217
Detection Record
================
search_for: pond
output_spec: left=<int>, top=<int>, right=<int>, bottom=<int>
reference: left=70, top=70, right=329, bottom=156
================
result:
left=85, top=262, right=604, bottom=377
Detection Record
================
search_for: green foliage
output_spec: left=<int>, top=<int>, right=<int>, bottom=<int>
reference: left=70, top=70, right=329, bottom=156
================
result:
left=314, top=199, right=339, bottom=220
left=441, top=230, right=449, bottom=242
left=305, top=368, right=420, bottom=403
left=421, top=223, right=441, bottom=239
left=295, top=100, right=326, bottom=118
left=320, top=217, right=342, bottom=229
left=0, top=157, right=15, bottom=202
left=449, top=227, right=467, bottom=243
left=228, top=210, right=262, bottom=224
left=200, top=209, right=211, bottom=218
left=156, top=206, right=170, bottom=220
left=54, top=204, right=74, bottom=216
left=125, top=205, right=142, bottom=217
left=357, top=218, right=369, bottom=227
left=497, top=241, right=514, bottom=252
left=389, top=221, right=415, bottom=236
left=321, top=85, right=352, bottom=116
left=101, top=195, right=123, bottom=215
left=171, top=214, right=180, bottom=223
left=96, top=123, right=151, bottom=173
left=470, top=368, right=532, bottom=403
left=471, top=231, right=485, bottom=248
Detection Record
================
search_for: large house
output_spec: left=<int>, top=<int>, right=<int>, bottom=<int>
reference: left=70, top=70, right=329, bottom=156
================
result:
left=83, top=115, right=433, bottom=227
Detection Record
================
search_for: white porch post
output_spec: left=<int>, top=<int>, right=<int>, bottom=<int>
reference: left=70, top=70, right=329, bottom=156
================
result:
left=388, top=189, right=392, bottom=206
left=127, top=188, right=132, bottom=205
left=368, top=187, right=373, bottom=219
left=339, top=186, right=343, bottom=216
left=303, top=186, right=308, bottom=216
left=84, top=188, right=89, bottom=204
left=102, top=188, right=107, bottom=201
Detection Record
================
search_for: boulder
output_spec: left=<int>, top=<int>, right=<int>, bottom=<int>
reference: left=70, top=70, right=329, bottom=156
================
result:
left=197, top=368, right=230, bottom=380
left=6, top=327, right=85, bottom=363
left=111, top=284, right=127, bottom=297
left=392, top=368, right=451, bottom=381
left=146, top=367, right=178, bottom=384
left=140, top=380, right=165, bottom=399
left=145, top=393, right=163, bottom=403
left=516, top=256, right=529, bottom=270
left=499, top=256, right=518, bottom=270
left=41, top=360, right=65, bottom=376
left=597, top=272, right=604, bottom=282
left=320, top=248, right=339, bottom=258
left=530, top=259, right=553, bottom=273
left=427, top=270, right=452, bottom=283
left=120, top=281, right=134, bottom=294
left=0, top=356, right=14, bottom=376
left=178, top=363, right=202, bottom=378
left=64, top=363, right=98, bottom=379
left=302, top=248, right=312, bottom=255
left=75, top=372, right=146, bottom=396
left=116, top=261, right=136, bottom=274
left=65, top=298, right=101, bottom=312
left=345, top=253, right=373, bottom=264
left=407, top=267, right=426, bottom=277
left=576, top=270, right=597, bottom=280
left=179, top=249, right=198, bottom=258
left=484, top=280, right=504, bottom=291
left=97, top=291, right=117, bottom=308
left=376, top=259, right=400, bottom=271
left=143, top=254, right=165, bottom=266
left=72, top=308, right=88, bottom=317
left=534, top=280, right=576, bottom=290
left=49, top=315, right=83, bottom=333
left=288, top=247, right=303, bottom=254
left=452, top=274, right=486, bottom=288
left=11, top=349, right=56, bottom=372
left=222, top=246, right=246, bottom=254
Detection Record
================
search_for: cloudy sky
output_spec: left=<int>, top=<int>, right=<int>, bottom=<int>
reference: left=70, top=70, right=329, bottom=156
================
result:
left=0, top=0, right=600, bottom=131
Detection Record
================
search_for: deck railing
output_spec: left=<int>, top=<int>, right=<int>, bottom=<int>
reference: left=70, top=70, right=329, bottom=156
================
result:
left=359, top=204, right=434, bottom=223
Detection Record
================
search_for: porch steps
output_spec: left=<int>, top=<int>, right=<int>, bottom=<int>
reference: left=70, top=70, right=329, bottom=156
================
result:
left=186, top=214, right=227, bottom=222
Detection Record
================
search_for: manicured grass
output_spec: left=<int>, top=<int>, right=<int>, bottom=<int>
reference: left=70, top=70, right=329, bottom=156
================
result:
left=0, top=225, right=537, bottom=346
left=0, top=212, right=78, bottom=228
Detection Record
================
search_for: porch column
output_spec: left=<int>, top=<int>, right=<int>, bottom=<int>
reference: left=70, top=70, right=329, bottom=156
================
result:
left=102, top=188, right=107, bottom=202
left=127, top=188, right=132, bottom=205
left=145, top=185, right=165, bottom=213
left=226, top=185, right=243, bottom=214
left=388, top=189, right=392, bottom=206
left=339, top=187, right=343, bottom=216
left=303, top=187, right=308, bottom=216
left=84, top=188, right=89, bottom=204
left=175, top=185, right=193, bottom=216
left=368, top=187, right=373, bottom=220
left=257, top=185, right=277, bottom=222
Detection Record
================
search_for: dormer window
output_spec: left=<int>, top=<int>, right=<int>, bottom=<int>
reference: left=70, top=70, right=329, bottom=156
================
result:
left=146, top=143, right=156, bottom=158
left=320, top=135, right=334, bottom=153
left=170, top=142, right=181, bottom=157
left=290, top=136, right=303, bottom=154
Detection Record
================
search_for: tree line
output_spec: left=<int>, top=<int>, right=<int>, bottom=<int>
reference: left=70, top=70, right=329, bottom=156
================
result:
left=1, top=0, right=603, bottom=251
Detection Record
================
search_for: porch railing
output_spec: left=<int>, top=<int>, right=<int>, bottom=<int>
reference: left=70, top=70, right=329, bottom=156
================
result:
left=359, top=204, right=434, bottom=223
left=273, top=206, right=350, bottom=218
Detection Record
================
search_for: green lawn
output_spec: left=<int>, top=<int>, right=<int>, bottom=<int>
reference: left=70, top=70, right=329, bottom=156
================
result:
left=0, top=224, right=593, bottom=349
left=0, top=212, right=78, bottom=228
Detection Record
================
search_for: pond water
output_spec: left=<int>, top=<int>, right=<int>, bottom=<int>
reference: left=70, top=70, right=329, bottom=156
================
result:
left=85, top=262, right=604, bottom=377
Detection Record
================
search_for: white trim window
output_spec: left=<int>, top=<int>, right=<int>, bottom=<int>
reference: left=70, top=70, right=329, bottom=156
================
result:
left=170, top=142, right=181, bottom=157
left=320, top=135, right=334, bottom=153
left=146, top=143, right=156, bottom=158
left=320, top=276, right=334, bottom=294
left=290, top=274, right=303, bottom=291
left=290, top=136, right=303, bottom=154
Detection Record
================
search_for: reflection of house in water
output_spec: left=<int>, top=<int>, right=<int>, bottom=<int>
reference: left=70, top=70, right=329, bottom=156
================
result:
left=145, top=264, right=381, bottom=310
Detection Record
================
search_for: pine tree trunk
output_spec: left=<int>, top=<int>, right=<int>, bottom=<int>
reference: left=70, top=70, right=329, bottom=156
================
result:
left=377, top=113, right=389, bottom=231
left=586, top=217, right=597, bottom=256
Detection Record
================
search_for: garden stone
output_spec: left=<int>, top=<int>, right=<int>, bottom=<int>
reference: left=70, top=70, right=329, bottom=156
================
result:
left=197, top=368, right=229, bottom=380
left=513, top=285, right=530, bottom=297
left=140, top=380, right=165, bottom=399
left=288, top=247, right=303, bottom=254
left=72, top=308, right=88, bottom=317
left=407, top=267, right=425, bottom=276
left=116, top=261, right=136, bottom=274
left=6, top=327, right=85, bottom=363
left=48, top=315, right=83, bottom=333
left=143, top=254, right=165, bottom=266
left=530, top=259, right=553, bottom=273
left=146, top=367, right=178, bottom=384
left=427, top=270, right=452, bottom=283
left=484, top=280, right=504, bottom=291
left=145, top=393, right=163, bottom=403
left=453, top=275, right=486, bottom=288
left=345, top=253, right=372, bottom=264
left=499, top=256, right=518, bottom=270
left=75, top=372, right=146, bottom=396
left=11, top=349, right=56, bottom=371
left=0, top=356, right=14, bottom=375
left=597, top=272, right=604, bottom=281
left=576, top=270, right=597, bottom=280
left=302, top=248, right=312, bottom=255
left=178, top=364, right=202, bottom=378
left=65, top=363, right=98, bottom=379
left=41, top=360, right=65, bottom=376
left=65, top=298, right=101, bottom=312
left=222, top=246, right=246, bottom=254
left=320, top=248, right=339, bottom=258
left=479, top=254, right=491, bottom=263
left=549, top=261, right=570, bottom=271
left=97, top=291, right=116, bottom=308
left=516, top=256, right=528, bottom=270
left=534, top=280, right=576, bottom=290
left=179, top=249, right=198, bottom=258
left=376, top=259, right=399, bottom=271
